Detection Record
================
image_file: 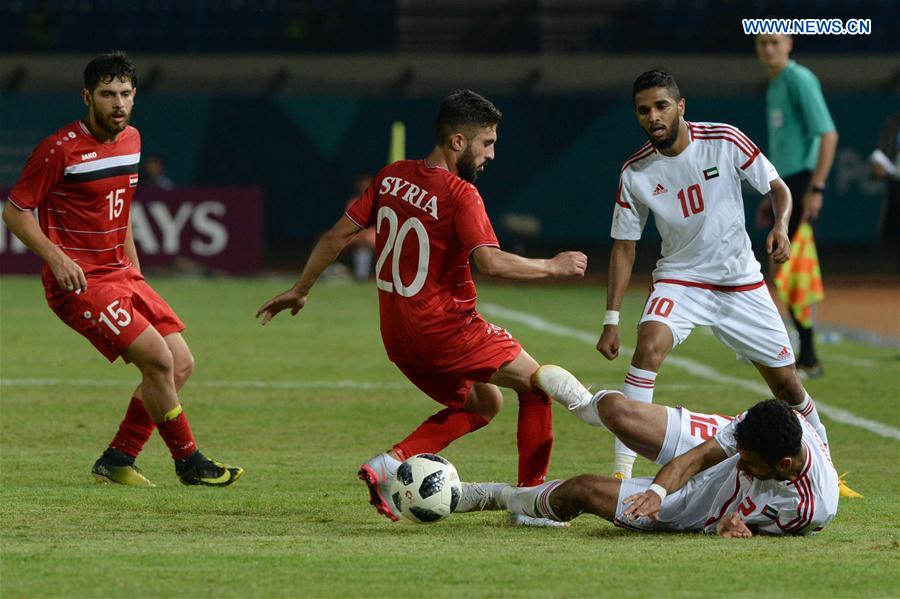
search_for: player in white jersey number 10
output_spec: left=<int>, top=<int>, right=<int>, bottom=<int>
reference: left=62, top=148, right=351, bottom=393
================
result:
left=594, top=70, right=857, bottom=498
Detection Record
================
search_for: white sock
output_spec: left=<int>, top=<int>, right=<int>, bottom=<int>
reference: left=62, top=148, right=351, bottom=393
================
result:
left=504, top=480, right=564, bottom=520
left=622, top=365, right=657, bottom=403
left=535, top=365, right=593, bottom=410
left=795, top=392, right=828, bottom=446
left=614, top=366, right=658, bottom=476
left=571, top=390, right=612, bottom=428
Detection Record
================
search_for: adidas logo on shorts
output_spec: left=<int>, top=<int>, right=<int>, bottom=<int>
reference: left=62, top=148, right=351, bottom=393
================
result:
left=776, top=346, right=791, bottom=361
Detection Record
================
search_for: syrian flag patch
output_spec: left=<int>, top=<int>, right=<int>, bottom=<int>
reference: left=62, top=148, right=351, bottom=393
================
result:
left=129, top=175, right=139, bottom=187
left=762, top=504, right=779, bottom=520
left=703, top=166, right=719, bottom=180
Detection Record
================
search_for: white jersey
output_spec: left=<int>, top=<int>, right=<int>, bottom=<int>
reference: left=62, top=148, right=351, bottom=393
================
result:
left=616, top=410, right=838, bottom=535
left=612, top=121, right=779, bottom=286
left=701, top=411, right=839, bottom=535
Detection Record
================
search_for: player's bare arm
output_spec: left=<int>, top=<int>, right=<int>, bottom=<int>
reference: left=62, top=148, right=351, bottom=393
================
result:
left=623, top=437, right=727, bottom=520
left=765, top=177, right=792, bottom=264
left=471, top=246, right=586, bottom=280
left=802, top=130, right=838, bottom=222
left=124, top=218, right=141, bottom=272
left=2, top=202, right=88, bottom=292
left=256, top=215, right=361, bottom=324
left=596, top=239, right=636, bottom=360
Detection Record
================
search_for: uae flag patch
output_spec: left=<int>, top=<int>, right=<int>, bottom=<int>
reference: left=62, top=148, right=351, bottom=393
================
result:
left=762, top=505, right=779, bottom=520
left=703, top=166, right=719, bottom=180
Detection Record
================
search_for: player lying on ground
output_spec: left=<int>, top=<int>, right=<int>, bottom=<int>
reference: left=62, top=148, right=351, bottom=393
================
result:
left=456, top=366, right=838, bottom=536
left=256, top=90, right=587, bottom=525
left=2, top=51, right=242, bottom=487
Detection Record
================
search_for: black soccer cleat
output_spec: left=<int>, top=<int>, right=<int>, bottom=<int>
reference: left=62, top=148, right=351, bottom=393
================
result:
left=176, top=452, right=243, bottom=487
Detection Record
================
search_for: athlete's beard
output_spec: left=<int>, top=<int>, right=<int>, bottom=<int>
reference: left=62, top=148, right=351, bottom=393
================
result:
left=457, top=146, right=479, bottom=183
left=91, top=106, right=129, bottom=137
left=647, top=116, right=681, bottom=151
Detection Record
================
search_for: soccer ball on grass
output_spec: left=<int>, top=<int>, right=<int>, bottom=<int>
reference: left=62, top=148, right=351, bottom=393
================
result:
left=390, top=454, right=460, bottom=523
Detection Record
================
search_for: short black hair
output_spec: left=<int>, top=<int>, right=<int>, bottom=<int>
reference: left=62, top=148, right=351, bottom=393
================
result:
left=632, top=70, right=681, bottom=104
left=84, top=51, right=137, bottom=92
left=435, top=89, right=502, bottom=145
left=735, top=399, right=803, bottom=465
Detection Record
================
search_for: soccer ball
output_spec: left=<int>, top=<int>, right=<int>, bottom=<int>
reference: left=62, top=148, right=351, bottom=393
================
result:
left=390, top=454, right=461, bottom=523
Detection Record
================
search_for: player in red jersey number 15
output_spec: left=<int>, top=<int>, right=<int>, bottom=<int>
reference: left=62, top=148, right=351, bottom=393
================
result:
left=2, top=52, right=242, bottom=487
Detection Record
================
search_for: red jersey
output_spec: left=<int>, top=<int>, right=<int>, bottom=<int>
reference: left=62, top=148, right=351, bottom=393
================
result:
left=346, top=160, right=500, bottom=366
left=8, top=120, right=141, bottom=300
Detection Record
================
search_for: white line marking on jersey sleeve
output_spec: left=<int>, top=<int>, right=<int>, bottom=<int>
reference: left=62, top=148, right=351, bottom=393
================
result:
left=480, top=303, right=900, bottom=441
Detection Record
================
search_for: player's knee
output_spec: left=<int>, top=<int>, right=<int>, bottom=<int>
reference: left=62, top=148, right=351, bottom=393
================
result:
left=632, top=341, right=665, bottom=371
left=138, top=349, right=174, bottom=378
left=173, top=352, right=195, bottom=388
left=596, top=392, right=631, bottom=434
left=466, top=386, right=503, bottom=421
left=562, top=474, right=604, bottom=513
left=477, top=395, right=503, bottom=421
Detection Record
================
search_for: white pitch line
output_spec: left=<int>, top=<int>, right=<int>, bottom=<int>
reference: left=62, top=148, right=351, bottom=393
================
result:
left=0, top=378, right=410, bottom=391
left=481, top=303, right=900, bottom=441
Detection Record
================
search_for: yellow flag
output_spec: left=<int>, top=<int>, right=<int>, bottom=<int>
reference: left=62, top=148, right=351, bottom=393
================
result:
left=775, top=223, right=825, bottom=327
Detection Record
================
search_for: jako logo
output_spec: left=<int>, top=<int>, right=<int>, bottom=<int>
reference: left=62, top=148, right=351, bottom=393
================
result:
left=81, top=152, right=98, bottom=161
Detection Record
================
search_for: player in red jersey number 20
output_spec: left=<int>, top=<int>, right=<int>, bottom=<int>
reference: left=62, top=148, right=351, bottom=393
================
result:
left=257, top=90, right=588, bottom=525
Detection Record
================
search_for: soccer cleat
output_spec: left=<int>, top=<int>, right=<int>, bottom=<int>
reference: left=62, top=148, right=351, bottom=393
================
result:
left=455, top=482, right=508, bottom=513
left=177, top=457, right=243, bottom=487
left=358, top=456, right=400, bottom=522
left=92, top=456, right=155, bottom=487
left=507, top=513, right=570, bottom=528
left=838, top=472, right=863, bottom=499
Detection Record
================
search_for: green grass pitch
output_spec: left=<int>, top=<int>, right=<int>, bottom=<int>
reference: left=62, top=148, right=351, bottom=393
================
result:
left=1, top=275, right=898, bottom=597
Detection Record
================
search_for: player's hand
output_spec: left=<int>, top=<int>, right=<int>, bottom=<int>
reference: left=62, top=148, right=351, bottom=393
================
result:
left=801, top=190, right=823, bottom=223
left=766, top=225, right=791, bottom=264
left=622, top=490, right=661, bottom=521
left=256, top=286, right=308, bottom=325
left=596, top=326, right=620, bottom=360
left=49, top=253, right=87, bottom=293
left=755, top=197, right=773, bottom=229
left=716, top=512, right=753, bottom=538
left=550, top=251, right=587, bottom=277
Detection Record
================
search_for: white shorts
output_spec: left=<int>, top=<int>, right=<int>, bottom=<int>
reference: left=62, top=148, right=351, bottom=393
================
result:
left=614, top=407, right=734, bottom=532
left=639, top=282, right=795, bottom=367
left=654, top=407, right=734, bottom=465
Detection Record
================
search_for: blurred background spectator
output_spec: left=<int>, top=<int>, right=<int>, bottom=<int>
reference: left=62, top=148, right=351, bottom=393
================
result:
left=142, top=155, right=175, bottom=190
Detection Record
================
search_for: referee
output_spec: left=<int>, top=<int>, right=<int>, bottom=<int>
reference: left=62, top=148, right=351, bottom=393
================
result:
left=755, top=34, right=838, bottom=379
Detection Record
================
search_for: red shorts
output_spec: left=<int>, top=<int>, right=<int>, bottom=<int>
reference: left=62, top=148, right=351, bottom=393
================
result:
left=393, top=316, right=522, bottom=408
left=48, top=268, right=185, bottom=363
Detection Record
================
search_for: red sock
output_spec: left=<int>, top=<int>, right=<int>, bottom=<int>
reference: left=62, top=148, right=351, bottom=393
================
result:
left=517, top=390, right=553, bottom=487
left=393, top=407, right=489, bottom=461
left=110, top=397, right=156, bottom=458
left=155, top=411, right=198, bottom=461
